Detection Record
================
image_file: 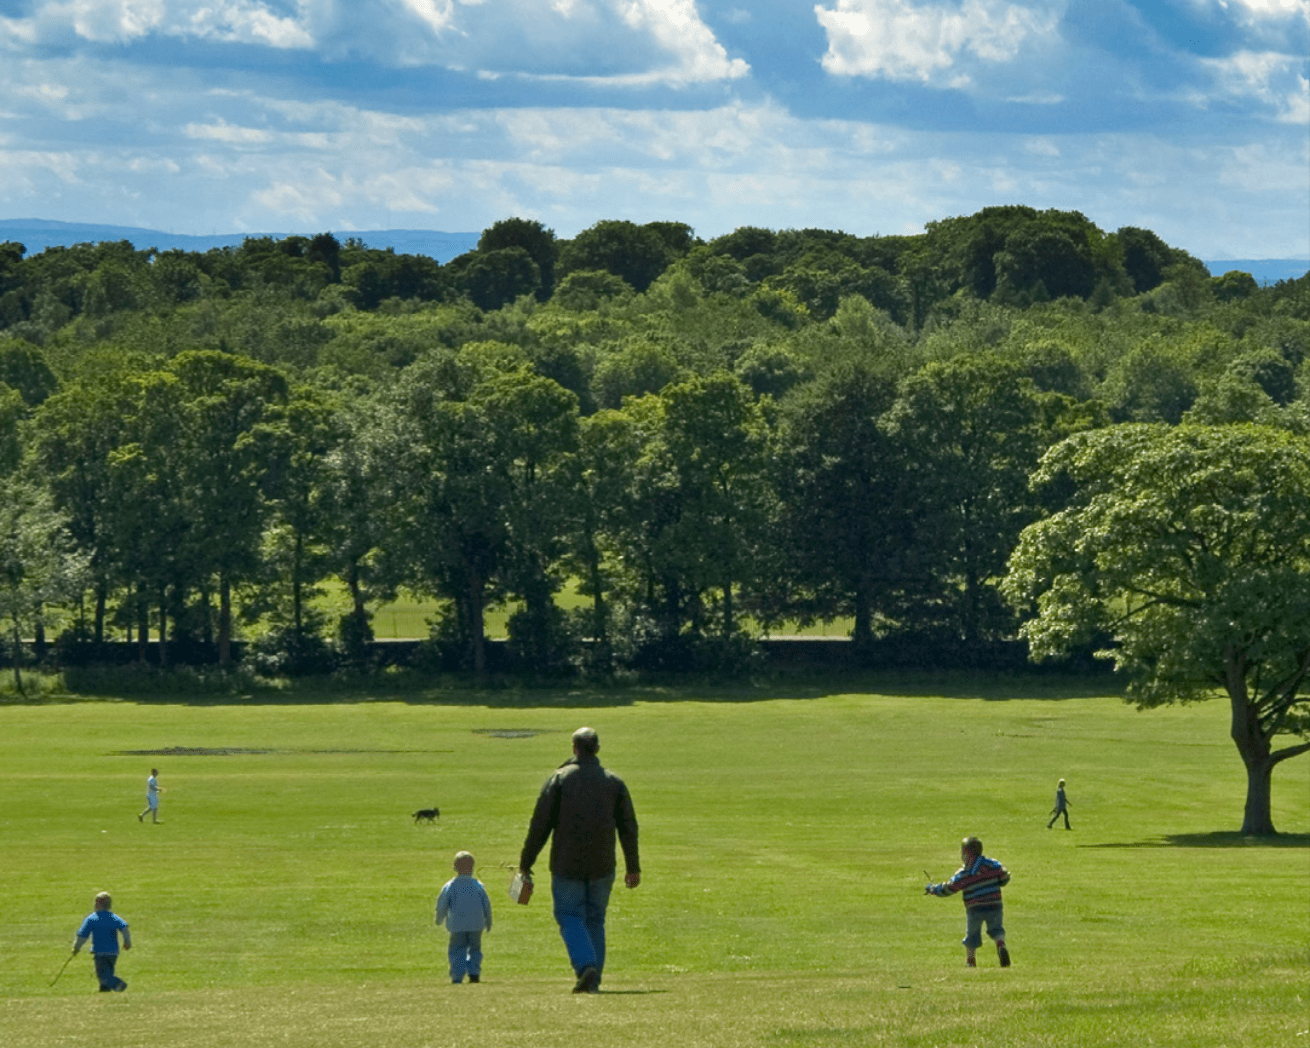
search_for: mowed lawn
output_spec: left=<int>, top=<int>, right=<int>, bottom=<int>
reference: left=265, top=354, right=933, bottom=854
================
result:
left=2, top=676, right=1306, bottom=1047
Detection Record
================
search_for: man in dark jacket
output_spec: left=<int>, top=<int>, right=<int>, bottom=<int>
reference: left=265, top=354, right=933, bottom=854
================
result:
left=519, top=726, right=640, bottom=993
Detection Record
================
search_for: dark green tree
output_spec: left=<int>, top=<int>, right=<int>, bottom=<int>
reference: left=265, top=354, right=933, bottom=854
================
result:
left=558, top=220, right=674, bottom=293
left=478, top=218, right=558, bottom=299
left=881, top=352, right=1091, bottom=641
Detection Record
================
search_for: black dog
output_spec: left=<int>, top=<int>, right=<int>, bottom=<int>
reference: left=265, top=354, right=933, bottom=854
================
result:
left=412, top=808, right=440, bottom=824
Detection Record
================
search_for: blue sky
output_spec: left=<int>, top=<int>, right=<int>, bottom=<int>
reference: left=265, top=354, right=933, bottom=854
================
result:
left=0, top=0, right=1306, bottom=257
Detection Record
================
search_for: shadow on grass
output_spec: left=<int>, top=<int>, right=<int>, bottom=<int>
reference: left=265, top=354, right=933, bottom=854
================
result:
left=0, top=665, right=1126, bottom=709
left=1083, top=832, right=1310, bottom=849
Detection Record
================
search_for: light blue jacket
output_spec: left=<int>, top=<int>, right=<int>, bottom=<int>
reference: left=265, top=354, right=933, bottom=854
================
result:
left=436, top=875, right=492, bottom=934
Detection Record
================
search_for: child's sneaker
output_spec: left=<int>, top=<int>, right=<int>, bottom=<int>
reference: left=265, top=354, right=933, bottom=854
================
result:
left=997, top=945, right=1011, bottom=968
left=966, top=958, right=976, bottom=968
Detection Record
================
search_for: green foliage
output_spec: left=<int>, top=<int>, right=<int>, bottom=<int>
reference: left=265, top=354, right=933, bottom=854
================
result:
left=1002, top=423, right=1310, bottom=833
left=0, top=479, right=88, bottom=693
left=0, top=210, right=1305, bottom=695
left=558, top=219, right=681, bottom=293
left=478, top=217, right=559, bottom=298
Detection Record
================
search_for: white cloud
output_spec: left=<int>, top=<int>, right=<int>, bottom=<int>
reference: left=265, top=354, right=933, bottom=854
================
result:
left=397, top=0, right=457, bottom=35
left=612, top=0, right=749, bottom=83
left=1220, top=0, right=1309, bottom=18
left=183, top=119, right=276, bottom=144
left=384, top=0, right=747, bottom=84
left=15, top=0, right=314, bottom=48
left=7, top=1, right=743, bottom=84
left=1200, top=49, right=1310, bottom=123
left=815, top=0, right=1061, bottom=84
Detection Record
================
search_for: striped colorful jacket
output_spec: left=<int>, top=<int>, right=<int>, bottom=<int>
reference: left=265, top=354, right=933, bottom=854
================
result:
left=928, top=855, right=1010, bottom=909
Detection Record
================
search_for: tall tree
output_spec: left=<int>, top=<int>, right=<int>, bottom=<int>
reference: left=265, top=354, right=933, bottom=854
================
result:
left=379, top=347, right=579, bottom=676
left=478, top=218, right=558, bottom=299
left=0, top=480, right=88, bottom=694
left=610, top=373, right=772, bottom=654
left=881, top=352, right=1092, bottom=641
left=775, top=361, right=901, bottom=649
left=1001, top=424, right=1310, bottom=836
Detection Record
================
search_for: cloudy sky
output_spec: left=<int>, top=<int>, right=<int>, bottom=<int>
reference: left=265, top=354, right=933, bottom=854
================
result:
left=0, top=0, right=1306, bottom=257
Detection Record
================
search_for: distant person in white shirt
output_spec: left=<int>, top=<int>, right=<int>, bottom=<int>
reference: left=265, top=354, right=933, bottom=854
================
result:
left=138, top=768, right=163, bottom=824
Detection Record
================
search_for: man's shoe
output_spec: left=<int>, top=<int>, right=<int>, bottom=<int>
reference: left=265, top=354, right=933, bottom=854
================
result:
left=113, top=980, right=128, bottom=992
left=468, top=974, right=480, bottom=983
left=573, top=966, right=600, bottom=993
left=998, top=945, right=1011, bottom=968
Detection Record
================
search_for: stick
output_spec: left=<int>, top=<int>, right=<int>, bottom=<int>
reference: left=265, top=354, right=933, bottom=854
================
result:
left=49, top=951, right=75, bottom=988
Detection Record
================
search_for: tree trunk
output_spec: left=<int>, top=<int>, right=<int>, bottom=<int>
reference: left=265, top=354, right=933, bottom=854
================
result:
left=292, top=531, right=304, bottom=636
left=722, top=581, right=734, bottom=638
left=137, top=590, right=149, bottom=665
left=94, top=582, right=107, bottom=644
left=852, top=584, right=873, bottom=651
left=10, top=616, right=24, bottom=696
left=349, top=564, right=365, bottom=623
left=219, top=575, right=232, bottom=669
left=1240, top=758, right=1277, bottom=837
left=468, top=569, right=486, bottom=680
left=157, top=587, right=169, bottom=669
left=1228, top=674, right=1277, bottom=836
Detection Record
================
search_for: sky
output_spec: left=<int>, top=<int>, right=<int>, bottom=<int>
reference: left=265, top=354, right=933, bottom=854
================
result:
left=0, top=0, right=1307, bottom=258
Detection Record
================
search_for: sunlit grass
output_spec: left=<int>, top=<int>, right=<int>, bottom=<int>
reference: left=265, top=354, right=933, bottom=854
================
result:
left=3, top=680, right=1305, bottom=1047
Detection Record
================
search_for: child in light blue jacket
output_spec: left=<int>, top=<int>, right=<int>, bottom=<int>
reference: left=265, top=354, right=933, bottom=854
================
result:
left=436, top=851, right=492, bottom=983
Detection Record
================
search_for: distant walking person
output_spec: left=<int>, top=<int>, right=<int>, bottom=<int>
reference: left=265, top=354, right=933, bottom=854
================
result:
left=72, top=891, right=132, bottom=992
left=435, top=851, right=492, bottom=984
left=518, top=726, right=640, bottom=994
left=138, top=768, right=163, bottom=823
left=1047, top=778, right=1071, bottom=829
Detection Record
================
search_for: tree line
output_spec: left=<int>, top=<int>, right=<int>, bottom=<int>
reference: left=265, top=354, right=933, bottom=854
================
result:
left=0, top=206, right=1306, bottom=682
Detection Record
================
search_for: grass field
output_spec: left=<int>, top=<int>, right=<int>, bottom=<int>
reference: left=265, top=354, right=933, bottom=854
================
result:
left=316, top=585, right=855, bottom=639
left=3, top=674, right=1306, bottom=1047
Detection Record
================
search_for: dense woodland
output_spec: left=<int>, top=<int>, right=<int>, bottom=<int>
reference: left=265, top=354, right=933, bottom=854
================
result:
left=1, top=205, right=1308, bottom=678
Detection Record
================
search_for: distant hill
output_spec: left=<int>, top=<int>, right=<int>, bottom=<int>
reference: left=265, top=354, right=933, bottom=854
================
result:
left=1204, top=259, right=1309, bottom=284
left=0, top=219, right=480, bottom=264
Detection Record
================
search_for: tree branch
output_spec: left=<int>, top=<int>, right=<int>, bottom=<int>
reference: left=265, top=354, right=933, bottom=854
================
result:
left=1270, top=739, right=1310, bottom=766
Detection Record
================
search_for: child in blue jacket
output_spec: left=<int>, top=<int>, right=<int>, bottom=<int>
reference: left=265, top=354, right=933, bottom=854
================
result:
left=73, top=891, right=132, bottom=991
left=436, top=851, right=492, bottom=984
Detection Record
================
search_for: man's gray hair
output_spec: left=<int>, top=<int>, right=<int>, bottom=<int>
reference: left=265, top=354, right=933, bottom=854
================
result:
left=572, top=726, right=600, bottom=755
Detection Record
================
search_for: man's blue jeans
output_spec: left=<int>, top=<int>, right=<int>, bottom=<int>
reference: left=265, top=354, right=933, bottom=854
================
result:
left=551, top=873, right=614, bottom=978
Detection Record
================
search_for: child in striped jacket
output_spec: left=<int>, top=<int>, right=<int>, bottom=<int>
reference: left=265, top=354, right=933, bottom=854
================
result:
left=925, top=836, right=1011, bottom=968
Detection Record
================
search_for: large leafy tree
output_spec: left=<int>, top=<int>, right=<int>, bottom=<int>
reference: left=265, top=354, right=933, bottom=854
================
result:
left=31, top=353, right=142, bottom=642
left=880, top=351, right=1088, bottom=641
left=558, top=220, right=676, bottom=294
left=775, top=360, right=902, bottom=650
left=1001, top=424, right=1310, bottom=836
left=478, top=218, right=558, bottom=299
left=0, top=480, right=88, bottom=694
left=107, top=352, right=288, bottom=666
left=607, top=374, right=773, bottom=657
left=379, top=346, right=579, bottom=676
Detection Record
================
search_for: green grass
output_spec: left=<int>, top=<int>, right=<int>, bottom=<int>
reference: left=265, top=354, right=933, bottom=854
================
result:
left=315, top=582, right=854, bottom=639
left=2, top=676, right=1306, bottom=1047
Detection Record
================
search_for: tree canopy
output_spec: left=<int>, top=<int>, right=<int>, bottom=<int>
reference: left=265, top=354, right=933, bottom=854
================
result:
left=1001, top=424, right=1310, bottom=835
